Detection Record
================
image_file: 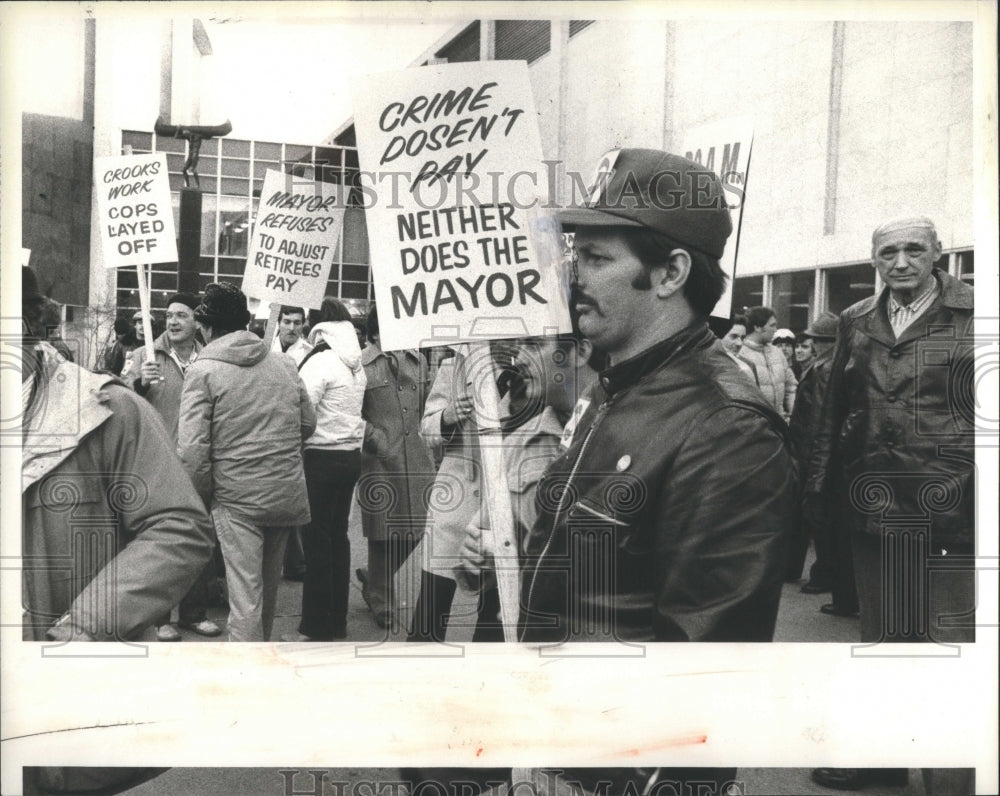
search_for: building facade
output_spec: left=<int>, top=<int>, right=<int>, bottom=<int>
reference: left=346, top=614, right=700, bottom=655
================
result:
left=331, top=17, right=975, bottom=329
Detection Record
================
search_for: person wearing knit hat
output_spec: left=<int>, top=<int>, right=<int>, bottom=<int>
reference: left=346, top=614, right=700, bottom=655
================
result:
left=771, top=326, right=796, bottom=373
left=177, top=282, right=316, bottom=641
left=519, top=150, right=796, bottom=649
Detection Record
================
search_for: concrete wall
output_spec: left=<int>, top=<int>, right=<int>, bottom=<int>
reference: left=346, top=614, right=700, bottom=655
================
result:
left=546, top=19, right=973, bottom=275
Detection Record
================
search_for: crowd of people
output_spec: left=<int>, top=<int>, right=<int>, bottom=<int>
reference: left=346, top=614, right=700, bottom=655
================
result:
left=20, top=145, right=976, bottom=794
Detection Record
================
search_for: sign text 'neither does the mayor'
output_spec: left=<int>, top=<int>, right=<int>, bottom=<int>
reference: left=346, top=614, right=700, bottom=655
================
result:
left=352, top=61, right=570, bottom=351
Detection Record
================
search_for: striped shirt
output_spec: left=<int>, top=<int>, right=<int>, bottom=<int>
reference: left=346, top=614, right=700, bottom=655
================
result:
left=887, top=278, right=940, bottom=337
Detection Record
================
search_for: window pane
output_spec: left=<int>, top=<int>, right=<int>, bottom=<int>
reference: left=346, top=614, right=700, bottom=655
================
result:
left=222, top=158, right=251, bottom=178
left=732, top=276, right=764, bottom=316
left=200, top=194, right=218, bottom=256
left=122, top=131, right=152, bottom=153
left=285, top=144, right=312, bottom=163
left=155, top=136, right=186, bottom=154
left=218, top=196, right=252, bottom=258
left=771, top=270, right=815, bottom=332
left=255, top=141, right=282, bottom=160
left=958, top=250, right=974, bottom=285
left=826, top=263, right=875, bottom=314
left=223, top=138, right=251, bottom=158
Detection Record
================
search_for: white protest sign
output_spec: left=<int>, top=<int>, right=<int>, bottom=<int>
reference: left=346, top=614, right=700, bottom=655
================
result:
left=352, top=61, right=570, bottom=352
left=242, top=169, right=346, bottom=310
left=20, top=248, right=31, bottom=267
left=679, top=116, right=754, bottom=318
left=94, top=153, right=177, bottom=267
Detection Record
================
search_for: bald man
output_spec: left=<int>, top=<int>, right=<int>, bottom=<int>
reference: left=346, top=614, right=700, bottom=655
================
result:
left=805, top=215, right=975, bottom=793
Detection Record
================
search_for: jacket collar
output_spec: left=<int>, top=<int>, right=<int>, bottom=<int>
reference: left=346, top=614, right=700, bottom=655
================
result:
left=22, top=343, right=120, bottom=493
left=598, top=321, right=714, bottom=396
left=361, top=342, right=419, bottom=367
left=855, top=269, right=972, bottom=347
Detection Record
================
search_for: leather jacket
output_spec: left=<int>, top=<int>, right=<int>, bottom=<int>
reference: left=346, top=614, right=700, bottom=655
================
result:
left=519, top=322, right=797, bottom=643
left=806, top=270, right=975, bottom=547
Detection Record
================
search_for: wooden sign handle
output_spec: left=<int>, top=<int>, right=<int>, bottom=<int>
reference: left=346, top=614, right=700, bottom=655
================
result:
left=134, top=262, right=156, bottom=361
left=262, top=304, right=281, bottom=349
left=466, top=341, right=520, bottom=642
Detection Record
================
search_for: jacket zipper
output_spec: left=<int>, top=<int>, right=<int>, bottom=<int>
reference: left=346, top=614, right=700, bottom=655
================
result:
left=520, top=398, right=612, bottom=640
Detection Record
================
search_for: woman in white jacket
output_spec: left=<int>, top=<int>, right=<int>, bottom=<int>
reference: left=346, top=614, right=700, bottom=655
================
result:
left=287, top=298, right=366, bottom=640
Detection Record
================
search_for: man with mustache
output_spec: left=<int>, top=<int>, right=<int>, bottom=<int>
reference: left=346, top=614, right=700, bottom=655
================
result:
left=519, top=149, right=796, bottom=647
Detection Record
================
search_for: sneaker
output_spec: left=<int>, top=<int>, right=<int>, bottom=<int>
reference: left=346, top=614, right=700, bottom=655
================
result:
left=156, top=624, right=182, bottom=642
left=179, top=619, right=222, bottom=637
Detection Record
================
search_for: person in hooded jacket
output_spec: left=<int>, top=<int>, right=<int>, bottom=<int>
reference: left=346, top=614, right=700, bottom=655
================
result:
left=177, top=283, right=316, bottom=642
left=286, top=297, right=367, bottom=641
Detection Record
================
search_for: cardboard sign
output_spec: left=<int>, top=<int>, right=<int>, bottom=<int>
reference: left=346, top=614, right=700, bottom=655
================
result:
left=242, top=169, right=345, bottom=310
left=352, top=61, right=571, bottom=352
left=94, top=153, right=177, bottom=267
left=679, top=116, right=755, bottom=318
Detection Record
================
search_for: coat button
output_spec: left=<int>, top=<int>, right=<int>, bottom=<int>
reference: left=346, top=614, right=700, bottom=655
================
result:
left=402, top=407, right=407, bottom=412
left=889, top=349, right=901, bottom=358
left=887, top=395, right=896, bottom=403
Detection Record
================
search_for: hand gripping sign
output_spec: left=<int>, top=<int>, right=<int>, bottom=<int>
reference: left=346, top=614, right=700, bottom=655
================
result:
left=94, top=152, right=179, bottom=362
left=242, top=168, right=346, bottom=342
left=353, top=62, right=572, bottom=641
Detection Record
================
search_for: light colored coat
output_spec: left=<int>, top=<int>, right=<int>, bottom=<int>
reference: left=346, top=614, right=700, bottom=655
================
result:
left=418, top=355, right=481, bottom=578
left=177, top=330, right=315, bottom=526
left=739, top=338, right=796, bottom=418
left=298, top=321, right=366, bottom=451
left=22, top=343, right=213, bottom=640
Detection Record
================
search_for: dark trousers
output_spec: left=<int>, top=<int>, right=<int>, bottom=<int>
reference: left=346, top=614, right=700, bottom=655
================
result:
left=830, top=525, right=859, bottom=613
left=283, top=527, right=306, bottom=577
left=408, top=570, right=504, bottom=642
left=852, top=530, right=975, bottom=643
left=298, top=448, right=361, bottom=640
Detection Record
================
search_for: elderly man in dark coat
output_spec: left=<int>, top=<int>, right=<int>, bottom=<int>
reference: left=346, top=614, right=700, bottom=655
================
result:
left=355, top=307, right=435, bottom=630
left=807, top=215, right=975, bottom=645
left=806, top=215, right=975, bottom=796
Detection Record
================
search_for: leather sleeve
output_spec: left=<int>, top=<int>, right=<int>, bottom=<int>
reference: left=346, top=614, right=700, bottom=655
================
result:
left=806, top=314, right=851, bottom=495
left=652, top=404, right=795, bottom=641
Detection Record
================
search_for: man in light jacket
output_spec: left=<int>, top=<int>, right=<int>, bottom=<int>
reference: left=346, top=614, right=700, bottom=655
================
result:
left=178, top=282, right=315, bottom=642
left=739, top=305, right=797, bottom=421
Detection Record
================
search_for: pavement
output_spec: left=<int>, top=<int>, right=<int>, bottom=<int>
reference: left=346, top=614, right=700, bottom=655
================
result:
left=122, top=500, right=933, bottom=796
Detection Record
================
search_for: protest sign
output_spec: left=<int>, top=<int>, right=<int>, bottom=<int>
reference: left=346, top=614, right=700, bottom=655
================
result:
left=94, top=152, right=178, bottom=362
left=352, top=61, right=570, bottom=353
left=353, top=61, right=571, bottom=640
left=679, top=116, right=754, bottom=318
left=242, top=168, right=345, bottom=312
left=94, top=152, right=177, bottom=268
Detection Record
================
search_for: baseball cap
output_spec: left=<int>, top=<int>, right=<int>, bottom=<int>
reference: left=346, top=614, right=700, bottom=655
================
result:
left=558, top=148, right=733, bottom=259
